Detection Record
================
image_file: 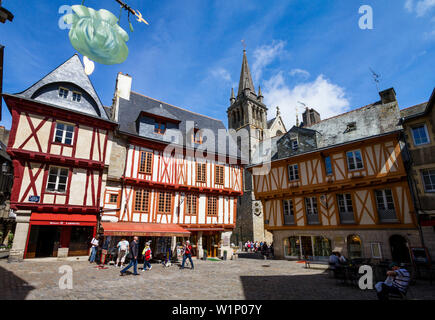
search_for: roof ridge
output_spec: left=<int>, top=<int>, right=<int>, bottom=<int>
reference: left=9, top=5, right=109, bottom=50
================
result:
left=304, top=102, right=377, bottom=128
left=131, top=91, right=223, bottom=122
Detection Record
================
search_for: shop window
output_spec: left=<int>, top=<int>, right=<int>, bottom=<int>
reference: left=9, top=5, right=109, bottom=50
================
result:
left=288, top=164, right=299, bottom=181
left=134, top=189, right=150, bottom=212
left=313, top=236, right=332, bottom=259
left=157, top=191, right=172, bottom=213
left=284, top=237, right=300, bottom=257
left=215, top=165, right=224, bottom=185
left=347, top=234, right=362, bottom=259
left=139, top=151, right=153, bottom=174
left=54, top=122, right=75, bottom=145
left=46, top=166, right=69, bottom=193
left=196, top=162, right=207, bottom=183
left=346, top=150, right=363, bottom=171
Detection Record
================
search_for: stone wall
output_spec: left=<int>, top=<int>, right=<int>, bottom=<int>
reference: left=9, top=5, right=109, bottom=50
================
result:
left=272, top=228, right=421, bottom=260
left=421, top=226, right=435, bottom=260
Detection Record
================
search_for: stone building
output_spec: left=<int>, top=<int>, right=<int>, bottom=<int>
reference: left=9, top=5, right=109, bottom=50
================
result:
left=400, top=88, right=435, bottom=260
left=227, top=50, right=286, bottom=244
left=249, top=88, right=422, bottom=262
left=0, top=125, right=13, bottom=246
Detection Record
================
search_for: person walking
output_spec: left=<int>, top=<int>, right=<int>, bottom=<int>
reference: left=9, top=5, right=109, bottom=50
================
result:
left=116, top=238, right=129, bottom=268
left=120, top=236, right=139, bottom=276
left=89, top=235, right=99, bottom=263
left=142, top=242, right=152, bottom=271
left=180, top=240, right=194, bottom=270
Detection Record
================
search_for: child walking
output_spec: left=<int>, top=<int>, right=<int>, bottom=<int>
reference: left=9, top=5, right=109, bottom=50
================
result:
left=142, top=242, right=152, bottom=271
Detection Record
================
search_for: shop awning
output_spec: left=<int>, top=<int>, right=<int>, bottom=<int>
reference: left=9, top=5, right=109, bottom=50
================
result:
left=30, top=213, right=97, bottom=226
left=101, top=222, right=191, bottom=237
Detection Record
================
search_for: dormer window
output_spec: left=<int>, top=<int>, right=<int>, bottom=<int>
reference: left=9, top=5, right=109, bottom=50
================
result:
left=291, top=139, right=298, bottom=151
left=345, top=122, right=357, bottom=133
left=192, top=128, right=203, bottom=144
left=154, top=121, right=166, bottom=134
left=72, top=91, right=82, bottom=102
left=59, top=87, right=69, bottom=99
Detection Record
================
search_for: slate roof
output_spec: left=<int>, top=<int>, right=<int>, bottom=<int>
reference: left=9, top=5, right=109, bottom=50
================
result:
left=118, top=92, right=242, bottom=159
left=15, top=54, right=110, bottom=121
left=267, top=117, right=276, bottom=128
left=400, top=102, right=428, bottom=119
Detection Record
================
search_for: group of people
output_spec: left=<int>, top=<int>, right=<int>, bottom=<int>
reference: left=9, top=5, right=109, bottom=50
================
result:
left=89, top=235, right=194, bottom=276
left=244, top=240, right=274, bottom=259
left=328, top=251, right=347, bottom=268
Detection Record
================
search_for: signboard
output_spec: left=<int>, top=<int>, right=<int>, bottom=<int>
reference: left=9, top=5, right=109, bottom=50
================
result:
left=28, top=195, right=40, bottom=202
left=410, top=247, right=431, bottom=265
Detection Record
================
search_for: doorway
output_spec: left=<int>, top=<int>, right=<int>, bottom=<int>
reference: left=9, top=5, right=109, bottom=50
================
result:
left=301, top=236, right=313, bottom=258
left=389, top=235, right=411, bottom=263
left=202, top=233, right=220, bottom=258
left=35, top=226, right=61, bottom=258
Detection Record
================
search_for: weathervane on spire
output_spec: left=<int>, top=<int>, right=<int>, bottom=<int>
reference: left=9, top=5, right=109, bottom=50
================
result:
left=241, top=39, right=247, bottom=51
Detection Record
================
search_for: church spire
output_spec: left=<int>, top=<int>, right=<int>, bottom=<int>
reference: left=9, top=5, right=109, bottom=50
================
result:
left=230, top=87, right=235, bottom=104
left=237, top=49, right=256, bottom=96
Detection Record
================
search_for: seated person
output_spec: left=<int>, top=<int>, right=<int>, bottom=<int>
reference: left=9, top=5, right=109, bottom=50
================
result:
left=337, top=252, right=347, bottom=264
left=328, top=252, right=340, bottom=269
left=375, top=262, right=410, bottom=300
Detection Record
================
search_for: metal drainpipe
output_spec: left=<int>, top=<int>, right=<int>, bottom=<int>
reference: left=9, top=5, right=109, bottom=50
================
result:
left=400, top=130, right=426, bottom=248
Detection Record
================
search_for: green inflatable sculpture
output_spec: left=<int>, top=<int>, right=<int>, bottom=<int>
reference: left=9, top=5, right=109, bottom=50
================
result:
left=63, top=5, right=129, bottom=65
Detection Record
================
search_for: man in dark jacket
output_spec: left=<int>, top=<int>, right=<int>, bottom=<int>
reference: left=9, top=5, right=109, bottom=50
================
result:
left=120, top=236, right=139, bottom=276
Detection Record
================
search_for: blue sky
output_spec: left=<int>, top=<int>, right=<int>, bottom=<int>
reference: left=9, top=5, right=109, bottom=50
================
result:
left=0, top=0, right=434, bottom=129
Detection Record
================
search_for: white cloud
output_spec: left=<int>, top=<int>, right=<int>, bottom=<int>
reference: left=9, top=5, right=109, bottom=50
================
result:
left=405, top=0, right=435, bottom=16
left=416, top=0, right=435, bottom=16
left=252, top=40, right=286, bottom=84
left=289, top=68, right=310, bottom=78
left=210, top=67, right=232, bottom=83
left=263, top=72, right=350, bottom=128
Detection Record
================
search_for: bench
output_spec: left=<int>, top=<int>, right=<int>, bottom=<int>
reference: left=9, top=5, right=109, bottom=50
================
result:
left=304, top=259, right=329, bottom=269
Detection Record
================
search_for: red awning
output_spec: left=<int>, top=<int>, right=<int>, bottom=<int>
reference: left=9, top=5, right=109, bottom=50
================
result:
left=30, top=213, right=97, bottom=226
left=101, top=222, right=191, bottom=237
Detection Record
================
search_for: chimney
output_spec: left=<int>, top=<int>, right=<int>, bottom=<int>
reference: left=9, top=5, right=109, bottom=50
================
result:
left=302, top=107, right=321, bottom=127
left=111, top=72, right=132, bottom=122
left=379, top=88, right=396, bottom=105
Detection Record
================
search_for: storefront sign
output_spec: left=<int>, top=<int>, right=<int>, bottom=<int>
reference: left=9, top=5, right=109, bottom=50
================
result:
left=28, top=195, right=40, bottom=202
left=49, top=221, right=82, bottom=226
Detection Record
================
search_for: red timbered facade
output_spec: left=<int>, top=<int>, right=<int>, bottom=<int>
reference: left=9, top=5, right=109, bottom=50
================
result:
left=4, top=55, right=116, bottom=260
left=101, top=73, right=243, bottom=259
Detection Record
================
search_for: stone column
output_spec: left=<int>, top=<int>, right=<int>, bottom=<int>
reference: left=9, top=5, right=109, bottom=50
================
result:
left=8, top=210, right=31, bottom=262
left=197, top=231, right=203, bottom=259
left=221, top=231, right=233, bottom=260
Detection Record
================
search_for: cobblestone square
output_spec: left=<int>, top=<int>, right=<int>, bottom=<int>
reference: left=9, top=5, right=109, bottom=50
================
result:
left=1, top=257, right=434, bottom=300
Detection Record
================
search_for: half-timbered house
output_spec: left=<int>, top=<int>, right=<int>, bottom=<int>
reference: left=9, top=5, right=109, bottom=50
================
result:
left=250, top=88, right=421, bottom=262
left=100, top=73, right=243, bottom=259
left=3, top=55, right=116, bottom=260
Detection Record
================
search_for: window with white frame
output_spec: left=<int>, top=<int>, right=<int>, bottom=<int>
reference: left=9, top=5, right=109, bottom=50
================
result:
left=58, top=87, right=69, bottom=99
left=346, top=150, right=364, bottom=171
left=283, top=199, right=295, bottom=225
left=337, top=193, right=355, bottom=223
left=288, top=164, right=299, bottom=181
left=411, top=124, right=430, bottom=146
left=291, top=139, right=298, bottom=151
left=421, top=169, right=435, bottom=192
left=305, top=197, right=319, bottom=224
left=72, top=91, right=82, bottom=102
left=54, top=122, right=75, bottom=145
left=375, top=189, right=397, bottom=221
left=46, top=167, right=69, bottom=193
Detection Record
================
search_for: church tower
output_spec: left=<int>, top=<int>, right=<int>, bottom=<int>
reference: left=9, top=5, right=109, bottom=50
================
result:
left=227, top=49, right=268, bottom=163
left=228, top=50, right=270, bottom=244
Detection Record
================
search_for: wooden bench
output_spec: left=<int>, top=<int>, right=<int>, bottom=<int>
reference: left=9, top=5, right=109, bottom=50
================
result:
left=304, top=259, right=329, bottom=269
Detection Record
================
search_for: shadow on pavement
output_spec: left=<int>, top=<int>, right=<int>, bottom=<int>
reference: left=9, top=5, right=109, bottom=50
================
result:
left=240, top=272, right=377, bottom=300
left=0, top=265, right=35, bottom=300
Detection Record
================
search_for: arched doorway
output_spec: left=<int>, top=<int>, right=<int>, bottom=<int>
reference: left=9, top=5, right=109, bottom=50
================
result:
left=347, top=235, right=362, bottom=259
left=389, top=235, right=411, bottom=263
